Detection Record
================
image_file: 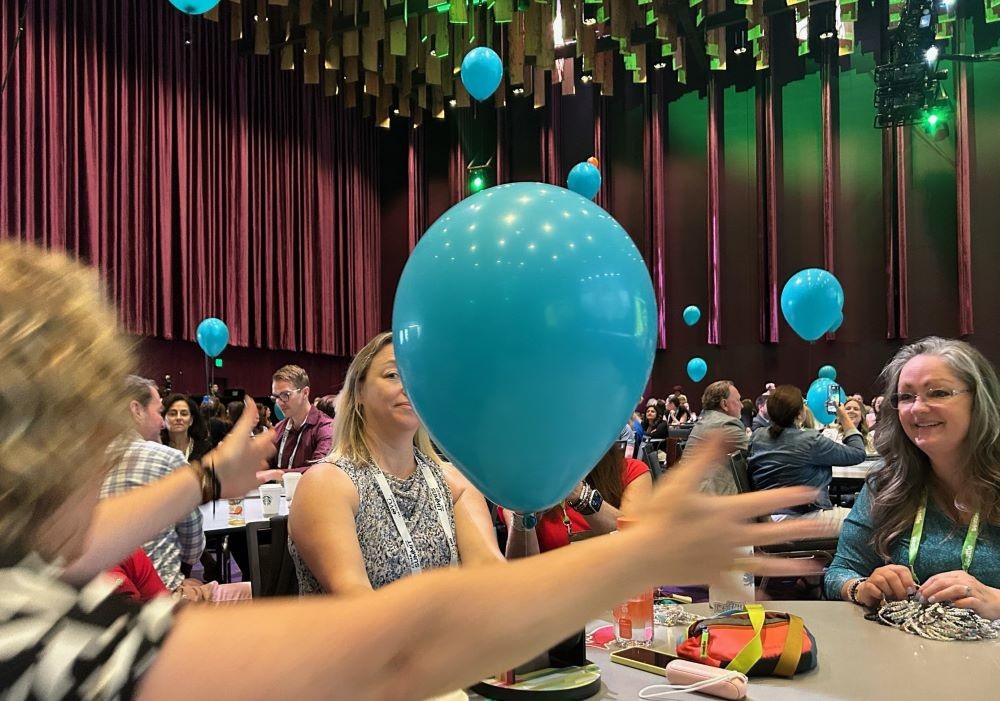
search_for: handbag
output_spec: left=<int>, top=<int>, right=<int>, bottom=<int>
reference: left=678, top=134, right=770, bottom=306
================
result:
left=675, top=603, right=817, bottom=678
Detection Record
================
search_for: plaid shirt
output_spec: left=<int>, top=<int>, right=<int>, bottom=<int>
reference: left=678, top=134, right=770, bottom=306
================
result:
left=101, top=433, right=205, bottom=590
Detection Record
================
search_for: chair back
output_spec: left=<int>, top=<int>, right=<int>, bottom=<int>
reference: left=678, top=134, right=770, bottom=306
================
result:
left=727, top=450, right=753, bottom=494
left=245, top=516, right=299, bottom=597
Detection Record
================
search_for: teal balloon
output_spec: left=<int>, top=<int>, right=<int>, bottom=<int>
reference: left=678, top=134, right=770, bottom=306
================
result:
left=460, top=47, right=503, bottom=101
left=566, top=162, right=602, bottom=200
left=393, top=182, right=657, bottom=513
left=168, top=0, right=221, bottom=14
left=687, top=357, right=708, bottom=383
left=818, top=365, right=837, bottom=381
left=196, top=318, right=229, bottom=357
left=780, top=268, right=845, bottom=341
left=807, top=377, right=846, bottom=425
left=682, top=305, right=701, bottom=326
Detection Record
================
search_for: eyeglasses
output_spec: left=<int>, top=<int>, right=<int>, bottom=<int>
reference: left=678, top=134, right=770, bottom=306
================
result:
left=271, top=388, right=303, bottom=403
left=889, top=388, right=971, bottom=409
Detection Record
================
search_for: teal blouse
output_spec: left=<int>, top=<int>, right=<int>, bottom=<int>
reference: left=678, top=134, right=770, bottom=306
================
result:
left=824, top=484, right=1000, bottom=600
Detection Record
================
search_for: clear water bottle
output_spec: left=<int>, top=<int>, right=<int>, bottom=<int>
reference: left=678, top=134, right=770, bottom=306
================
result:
left=708, top=546, right=755, bottom=614
left=613, top=517, right=654, bottom=646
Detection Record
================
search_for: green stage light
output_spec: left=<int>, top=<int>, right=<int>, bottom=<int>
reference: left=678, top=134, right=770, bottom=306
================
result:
left=926, top=113, right=939, bottom=126
left=214, top=358, right=223, bottom=368
left=468, top=166, right=489, bottom=194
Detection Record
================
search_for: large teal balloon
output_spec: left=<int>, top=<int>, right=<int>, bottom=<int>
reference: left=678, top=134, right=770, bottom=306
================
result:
left=682, top=305, right=701, bottom=326
left=566, top=162, right=602, bottom=200
left=818, top=365, right=837, bottom=380
left=168, top=0, right=221, bottom=14
left=807, top=377, right=847, bottom=426
left=687, top=357, right=708, bottom=382
left=393, top=182, right=657, bottom=512
left=196, top=318, right=229, bottom=357
left=780, top=268, right=845, bottom=341
left=460, top=47, right=504, bottom=102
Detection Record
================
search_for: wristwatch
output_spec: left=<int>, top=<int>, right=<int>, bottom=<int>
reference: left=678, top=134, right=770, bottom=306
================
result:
left=512, top=512, right=538, bottom=530
left=573, top=487, right=604, bottom=516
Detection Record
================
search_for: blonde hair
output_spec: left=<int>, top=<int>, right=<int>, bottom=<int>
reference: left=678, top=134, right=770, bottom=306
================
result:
left=330, top=332, right=440, bottom=465
left=0, top=242, right=134, bottom=563
left=273, top=364, right=310, bottom=389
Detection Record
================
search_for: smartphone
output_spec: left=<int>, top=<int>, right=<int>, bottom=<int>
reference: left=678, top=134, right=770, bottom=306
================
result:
left=826, top=383, right=840, bottom=415
left=609, top=646, right=682, bottom=676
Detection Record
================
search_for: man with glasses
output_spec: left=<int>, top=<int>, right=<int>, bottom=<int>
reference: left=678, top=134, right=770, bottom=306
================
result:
left=267, top=365, right=333, bottom=474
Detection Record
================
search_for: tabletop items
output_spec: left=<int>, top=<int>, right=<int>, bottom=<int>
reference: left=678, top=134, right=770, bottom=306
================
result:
left=866, top=599, right=1000, bottom=641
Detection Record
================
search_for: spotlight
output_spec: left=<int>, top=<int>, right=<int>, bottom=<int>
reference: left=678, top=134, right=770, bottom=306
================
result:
left=733, top=27, right=749, bottom=56
left=512, top=86, right=525, bottom=95
left=580, top=70, right=593, bottom=83
left=819, top=30, right=836, bottom=40
left=582, top=3, right=599, bottom=26
left=925, top=45, right=939, bottom=64
left=430, top=49, right=437, bottom=57
left=448, top=98, right=458, bottom=107
left=467, top=164, right=493, bottom=194
left=653, top=61, right=667, bottom=69
left=393, top=108, right=400, bottom=115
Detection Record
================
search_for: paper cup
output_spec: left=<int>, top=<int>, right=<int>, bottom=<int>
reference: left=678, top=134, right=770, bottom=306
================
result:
left=284, top=472, right=302, bottom=503
left=259, top=484, right=282, bottom=517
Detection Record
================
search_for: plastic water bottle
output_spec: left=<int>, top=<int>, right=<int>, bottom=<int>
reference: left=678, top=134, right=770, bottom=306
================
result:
left=708, top=546, right=755, bottom=614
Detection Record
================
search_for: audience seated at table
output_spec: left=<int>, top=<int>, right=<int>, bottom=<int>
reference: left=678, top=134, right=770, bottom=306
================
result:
left=684, top=380, right=749, bottom=496
left=161, top=393, right=214, bottom=462
left=667, top=395, right=693, bottom=424
left=287, top=332, right=503, bottom=595
left=102, top=376, right=206, bottom=590
left=825, top=338, right=1000, bottom=619
left=0, top=241, right=830, bottom=700
left=500, top=437, right=652, bottom=557
left=821, top=396, right=876, bottom=454
left=641, top=403, right=670, bottom=446
left=748, top=385, right=866, bottom=531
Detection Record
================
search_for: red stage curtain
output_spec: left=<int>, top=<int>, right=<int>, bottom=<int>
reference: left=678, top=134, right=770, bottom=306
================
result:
left=0, top=1, right=381, bottom=356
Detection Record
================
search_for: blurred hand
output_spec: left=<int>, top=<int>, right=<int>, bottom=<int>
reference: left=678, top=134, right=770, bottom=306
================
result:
left=627, top=436, right=834, bottom=586
left=854, top=564, right=916, bottom=606
left=256, top=469, right=285, bottom=485
left=208, top=399, right=277, bottom=498
left=919, top=571, right=1000, bottom=620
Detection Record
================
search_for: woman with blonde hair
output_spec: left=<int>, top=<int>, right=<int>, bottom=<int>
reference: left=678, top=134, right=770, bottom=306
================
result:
left=825, top=338, right=1000, bottom=618
left=288, top=332, right=504, bottom=595
left=0, top=242, right=827, bottom=699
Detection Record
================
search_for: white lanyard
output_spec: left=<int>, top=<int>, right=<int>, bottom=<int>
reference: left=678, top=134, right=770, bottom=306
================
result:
left=277, top=423, right=306, bottom=469
left=371, top=455, right=459, bottom=575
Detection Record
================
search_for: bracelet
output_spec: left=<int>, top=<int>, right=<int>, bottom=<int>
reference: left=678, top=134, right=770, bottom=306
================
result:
left=568, top=483, right=589, bottom=511
left=848, top=577, right=869, bottom=605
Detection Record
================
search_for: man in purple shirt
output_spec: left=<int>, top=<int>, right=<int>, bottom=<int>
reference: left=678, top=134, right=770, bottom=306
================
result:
left=268, top=365, right=333, bottom=474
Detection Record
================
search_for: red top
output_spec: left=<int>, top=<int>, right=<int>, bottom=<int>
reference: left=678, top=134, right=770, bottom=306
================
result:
left=107, top=549, right=171, bottom=602
left=501, top=458, right=650, bottom=553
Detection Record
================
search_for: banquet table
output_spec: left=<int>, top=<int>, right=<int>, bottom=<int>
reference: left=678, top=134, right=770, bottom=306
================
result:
left=472, top=601, right=999, bottom=700
left=831, top=456, right=882, bottom=481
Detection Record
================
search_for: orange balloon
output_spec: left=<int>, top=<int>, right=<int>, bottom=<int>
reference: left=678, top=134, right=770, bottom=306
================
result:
left=587, top=156, right=600, bottom=167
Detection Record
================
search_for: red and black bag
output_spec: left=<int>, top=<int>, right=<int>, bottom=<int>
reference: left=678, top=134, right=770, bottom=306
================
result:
left=675, top=604, right=818, bottom=678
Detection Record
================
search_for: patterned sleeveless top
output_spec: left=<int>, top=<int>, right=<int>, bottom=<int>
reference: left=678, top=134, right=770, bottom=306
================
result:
left=289, top=450, right=459, bottom=594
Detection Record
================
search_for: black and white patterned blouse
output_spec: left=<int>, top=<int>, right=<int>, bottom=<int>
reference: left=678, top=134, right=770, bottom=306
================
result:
left=288, top=451, right=459, bottom=594
left=0, top=556, right=176, bottom=700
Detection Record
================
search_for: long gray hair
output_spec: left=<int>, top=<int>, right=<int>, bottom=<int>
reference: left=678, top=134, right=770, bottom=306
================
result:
left=869, top=337, right=1000, bottom=560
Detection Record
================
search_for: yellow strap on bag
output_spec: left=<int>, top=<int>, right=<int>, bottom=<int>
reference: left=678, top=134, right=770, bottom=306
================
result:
left=725, top=604, right=765, bottom=674
left=723, top=604, right=805, bottom=678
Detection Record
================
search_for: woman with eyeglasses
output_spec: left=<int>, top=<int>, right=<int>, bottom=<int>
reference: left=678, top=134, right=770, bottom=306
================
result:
left=161, top=394, right=213, bottom=462
left=500, top=437, right=653, bottom=556
left=825, top=338, right=1000, bottom=619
